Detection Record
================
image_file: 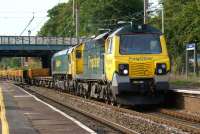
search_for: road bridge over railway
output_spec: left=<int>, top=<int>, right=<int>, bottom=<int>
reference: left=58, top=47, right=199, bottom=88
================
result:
left=0, top=36, right=79, bottom=68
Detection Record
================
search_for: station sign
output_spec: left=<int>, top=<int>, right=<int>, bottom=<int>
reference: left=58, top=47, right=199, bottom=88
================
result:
left=186, top=43, right=196, bottom=50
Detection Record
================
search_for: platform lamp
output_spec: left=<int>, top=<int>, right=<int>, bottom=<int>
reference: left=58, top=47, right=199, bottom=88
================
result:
left=69, top=30, right=72, bottom=45
left=28, top=30, right=31, bottom=36
left=25, top=30, right=32, bottom=67
left=28, top=30, right=31, bottom=44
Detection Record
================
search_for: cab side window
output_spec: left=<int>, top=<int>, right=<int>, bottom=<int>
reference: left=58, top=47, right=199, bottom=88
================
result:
left=68, top=55, right=71, bottom=64
left=76, top=50, right=82, bottom=59
left=107, top=38, right=113, bottom=54
left=52, top=60, right=56, bottom=70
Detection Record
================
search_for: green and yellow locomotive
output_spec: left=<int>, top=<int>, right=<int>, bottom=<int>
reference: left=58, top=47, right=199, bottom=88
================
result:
left=51, top=24, right=170, bottom=105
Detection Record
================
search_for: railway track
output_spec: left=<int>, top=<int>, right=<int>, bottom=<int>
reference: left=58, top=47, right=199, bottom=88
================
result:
left=134, top=106, right=200, bottom=126
left=153, top=112, right=200, bottom=129
left=158, top=109, right=200, bottom=123
left=12, top=82, right=200, bottom=134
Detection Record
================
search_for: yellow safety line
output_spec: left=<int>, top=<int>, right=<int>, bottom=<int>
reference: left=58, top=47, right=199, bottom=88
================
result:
left=0, top=87, right=9, bottom=134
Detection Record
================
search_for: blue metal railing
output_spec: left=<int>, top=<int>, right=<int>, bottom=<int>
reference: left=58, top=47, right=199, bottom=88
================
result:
left=0, top=36, right=80, bottom=45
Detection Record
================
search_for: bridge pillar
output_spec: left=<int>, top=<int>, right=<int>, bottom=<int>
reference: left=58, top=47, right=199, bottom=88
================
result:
left=41, top=56, right=52, bottom=69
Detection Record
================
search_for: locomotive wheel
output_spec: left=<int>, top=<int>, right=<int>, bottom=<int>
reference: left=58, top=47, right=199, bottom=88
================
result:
left=74, top=82, right=80, bottom=96
left=116, top=103, right=121, bottom=108
left=110, top=95, right=116, bottom=106
left=83, top=90, right=87, bottom=99
left=64, top=80, right=68, bottom=92
left=83, top=86, right=89, bottom=99
left=107, top=83, right=116, bottom=106
left=111, top=94, right=117, bottom=106
left=103, top=88, right=109, bottom=104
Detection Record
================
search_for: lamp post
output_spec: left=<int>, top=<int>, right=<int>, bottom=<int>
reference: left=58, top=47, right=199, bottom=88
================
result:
left=25, top=30, right=31, bottom=67
left=28, top=30, right=31, bottom=44
left=28, top=30, right=31, bottom=36
left=72, top=0, right=80, bottom=44
left=69, top=30, right=72, bottom=45
left=144, top=0, right=148, bottom=24
left=185, top=42, right=188, bottom=79
left=161, top=3, right=164, bottom=33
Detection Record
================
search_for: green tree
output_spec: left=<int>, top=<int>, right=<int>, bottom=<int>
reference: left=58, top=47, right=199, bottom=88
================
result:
left=149, top=0, right=200, bottom=73
left=0, top=57, right=21, bottom=69
left=39, top=3, right=74, bottom=36
left=38, top=0, right=144, bottom=36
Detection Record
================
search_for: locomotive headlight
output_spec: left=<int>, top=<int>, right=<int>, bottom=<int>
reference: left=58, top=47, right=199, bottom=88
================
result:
left=161, top=64, right=166, bottom=69
left=158, top=69, right=163, bottom=74
left=138, top=25, right=142, bottom=30
left=119, top=64, right=125, bottom=70
left=119, top=64, right=129, bottom=75
left=123, top=69, right=128, bottom=75
left=156, top=63, right=167, bottom=75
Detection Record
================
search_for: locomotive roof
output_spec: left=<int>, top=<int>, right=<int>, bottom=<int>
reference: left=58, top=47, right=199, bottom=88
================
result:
left=94, top=32, right=109, bottom=41
left=53, top=45, right=78, bottom=57
left=109, top=24, right=162, bottom=37
left=53, top=49, right=69, bottom=57
left=84, top=32, right=108, bottom=49
left=67, top=46, right=76, bottom=53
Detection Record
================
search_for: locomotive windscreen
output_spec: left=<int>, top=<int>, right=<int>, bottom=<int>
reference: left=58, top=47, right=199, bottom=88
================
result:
left=119, top=34, right=162, bottom=54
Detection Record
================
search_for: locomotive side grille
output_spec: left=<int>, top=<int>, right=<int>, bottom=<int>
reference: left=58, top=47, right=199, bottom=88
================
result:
left=130, top=62, right=154, bottom=77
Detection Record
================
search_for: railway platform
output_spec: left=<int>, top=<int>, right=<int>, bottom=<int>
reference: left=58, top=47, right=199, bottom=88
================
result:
left=170, top=82, right=200, bottom=95
left=170, top=88, right=200, bottom=94
left=167, top=87, right=200, bottom=114
left=0, top=81, right=95, bottom=134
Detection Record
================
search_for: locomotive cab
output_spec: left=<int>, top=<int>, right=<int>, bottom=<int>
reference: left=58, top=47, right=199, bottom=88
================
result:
left=105, top=24, right=170, bottom=104
left=71, top=44, right=84, bottom=78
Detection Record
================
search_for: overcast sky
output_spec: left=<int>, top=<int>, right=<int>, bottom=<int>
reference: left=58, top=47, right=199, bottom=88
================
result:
left=0, top=0, right=158, bottom=36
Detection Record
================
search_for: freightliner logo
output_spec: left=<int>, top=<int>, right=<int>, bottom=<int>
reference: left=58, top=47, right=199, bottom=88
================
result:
left=129, top=57, right=153, bottom=62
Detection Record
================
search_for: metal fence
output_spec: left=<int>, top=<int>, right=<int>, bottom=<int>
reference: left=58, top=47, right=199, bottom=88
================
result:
left=0, top=36, right=83, bottom=45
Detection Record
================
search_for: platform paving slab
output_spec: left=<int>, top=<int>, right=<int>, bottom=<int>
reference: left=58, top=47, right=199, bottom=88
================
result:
left=0, top=82, right=91, bottom=134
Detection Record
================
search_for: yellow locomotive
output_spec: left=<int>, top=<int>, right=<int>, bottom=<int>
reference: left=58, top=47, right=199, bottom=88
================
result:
left=103, top=25, right=170, bottom=104
left=52, top=24, right=170, bottom=105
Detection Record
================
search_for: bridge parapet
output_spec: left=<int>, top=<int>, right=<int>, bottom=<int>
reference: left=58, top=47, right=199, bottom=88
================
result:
left=0, top=36, right=80, bottom=45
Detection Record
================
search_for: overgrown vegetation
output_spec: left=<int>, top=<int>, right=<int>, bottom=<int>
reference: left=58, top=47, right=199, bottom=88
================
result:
left=38, top=0, right=144, bottom=36
left=0, top=57, right=41, bottom=69
left=149, top=0, right=200, bottom=74
left=0, top=57, right=21, bottom=69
